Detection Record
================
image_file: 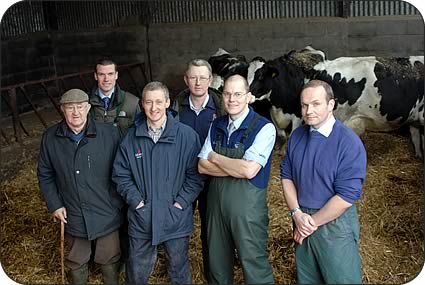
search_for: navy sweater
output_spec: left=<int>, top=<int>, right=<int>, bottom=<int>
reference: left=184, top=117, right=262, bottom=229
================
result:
left=280, top=120, right=367, bottom=209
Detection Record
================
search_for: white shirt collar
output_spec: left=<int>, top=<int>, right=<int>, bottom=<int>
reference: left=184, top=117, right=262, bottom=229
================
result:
left=228, top=107, right=250, bottom=130
left=310, top=115, right=336, bottom=137
left=98, top=87, right=115, bottom=100
left=189, top=94, right=209, bottom=115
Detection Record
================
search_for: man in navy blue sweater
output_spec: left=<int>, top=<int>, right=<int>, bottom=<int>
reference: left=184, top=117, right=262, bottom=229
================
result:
left=280, top=79, right=367, bottom=284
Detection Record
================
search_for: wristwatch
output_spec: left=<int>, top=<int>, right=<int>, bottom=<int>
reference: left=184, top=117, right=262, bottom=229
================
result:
left=289, top=207, right=301, bottom=217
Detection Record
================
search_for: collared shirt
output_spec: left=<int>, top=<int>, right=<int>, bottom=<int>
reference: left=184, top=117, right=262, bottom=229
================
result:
left=310, top=115, right=336, bottom=137
left=227, top=107, right=250, bottom=137
left=199, top=107, right=276, bottom=167
left=97, top=87, right=115, bottom=100
left=189, top=94, right=210, bottom=116
left=147, top=118, right=167, bottom=143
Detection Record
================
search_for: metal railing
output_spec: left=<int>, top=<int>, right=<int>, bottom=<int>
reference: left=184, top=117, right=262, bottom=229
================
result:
left=1, top=62, right=146, bottom=144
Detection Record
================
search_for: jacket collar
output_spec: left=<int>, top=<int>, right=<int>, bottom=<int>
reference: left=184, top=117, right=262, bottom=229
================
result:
left=55, top=115, right=97, bottom=138
left=90, top=84, right=123, bottom=107
left=179, top=88, right=218, bottom=111
left=134, top=110, right=178, bottom=143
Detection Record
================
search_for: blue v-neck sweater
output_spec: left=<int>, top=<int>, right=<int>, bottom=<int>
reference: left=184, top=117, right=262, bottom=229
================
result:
left=280, top=120, right=367, bottom=209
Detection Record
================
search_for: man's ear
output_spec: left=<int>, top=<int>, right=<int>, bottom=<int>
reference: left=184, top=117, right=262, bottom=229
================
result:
left=94, top=72, right=98, bottom=81
left=247, top=92, right=256, bottom=104
left=328, top=98, right=335, bottom=111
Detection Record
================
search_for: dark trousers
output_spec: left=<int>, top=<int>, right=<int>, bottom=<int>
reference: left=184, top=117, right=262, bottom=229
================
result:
left=127, top=236, right=191, bottom=284
left=65, top=230, right=121, bottom=270
left=192, top=180, right=210, bottom=282
left=120, top=204, right=129, bottom=264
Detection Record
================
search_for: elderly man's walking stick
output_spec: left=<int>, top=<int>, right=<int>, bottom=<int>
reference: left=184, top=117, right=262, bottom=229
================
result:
left=60, top=220, right=65, bottom=284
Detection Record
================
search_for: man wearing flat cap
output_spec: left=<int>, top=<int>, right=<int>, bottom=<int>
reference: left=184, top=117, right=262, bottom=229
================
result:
left=37, top=89, right=124, bottom=284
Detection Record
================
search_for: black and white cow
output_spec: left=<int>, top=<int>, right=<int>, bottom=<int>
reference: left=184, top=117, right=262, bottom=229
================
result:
left=208, top=48, right=272, bottom=119
left=248, top=46, right=424, bottom=158
left=208, top=48, right=250, bottom=91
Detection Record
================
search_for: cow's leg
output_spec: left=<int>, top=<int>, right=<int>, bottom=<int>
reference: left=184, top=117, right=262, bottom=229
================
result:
left=409, top=125, right=424, bottom=159
left=343, top=118, right=367, bottom=137
left=269, top=108, right=288, bottom=153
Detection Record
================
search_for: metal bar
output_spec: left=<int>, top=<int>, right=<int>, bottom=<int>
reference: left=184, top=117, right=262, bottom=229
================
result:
left=0, top=62, right=144, bottom=91
left=19, top=86, right=48, bottom=128
left=8, top=89, right=23, bottom=142
left=1, top=128, right=10, bottom=145
left=79, top=74, right=89, bottom=91
left=40, top=82, right=63, bottom=117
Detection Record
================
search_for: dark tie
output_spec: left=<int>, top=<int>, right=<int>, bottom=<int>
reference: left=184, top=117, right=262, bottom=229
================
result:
left=102, top=97, right=110, bottom=110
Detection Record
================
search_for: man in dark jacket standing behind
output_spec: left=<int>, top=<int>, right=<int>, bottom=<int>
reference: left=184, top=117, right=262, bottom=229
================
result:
left=171, top=58, right=225, bottom=282
left=37, top=89, right=123, bottom=284
left=113, top=81, right=204, bottom=284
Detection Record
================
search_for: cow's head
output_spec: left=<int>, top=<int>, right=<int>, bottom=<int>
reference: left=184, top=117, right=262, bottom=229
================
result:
left=208, top=49, right=249, bottom=91
left=248, top=59, right=279, bottom=101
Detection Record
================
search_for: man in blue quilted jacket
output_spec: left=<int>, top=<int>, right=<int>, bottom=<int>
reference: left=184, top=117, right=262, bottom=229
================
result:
left=112, top=81, right=204, bottom=284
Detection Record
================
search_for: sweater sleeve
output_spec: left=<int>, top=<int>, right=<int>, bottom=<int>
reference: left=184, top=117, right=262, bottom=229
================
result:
left=334, top=135, right=367, bottom=204
left=280, top=135, right=294, bottom=180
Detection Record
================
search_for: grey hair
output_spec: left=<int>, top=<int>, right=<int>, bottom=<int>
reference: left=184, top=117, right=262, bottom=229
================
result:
left=142, top=81, right=170, bottom=100
left=186, top=59, right=212, bottom=76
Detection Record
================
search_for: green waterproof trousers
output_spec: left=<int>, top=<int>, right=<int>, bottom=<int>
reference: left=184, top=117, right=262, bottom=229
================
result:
left=295, top=205, right=362, bottom=284
left=206, top=142, right=274, bottom=284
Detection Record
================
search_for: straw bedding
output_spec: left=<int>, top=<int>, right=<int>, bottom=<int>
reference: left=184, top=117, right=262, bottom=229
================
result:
left=1, top=130, right=423, bottom=284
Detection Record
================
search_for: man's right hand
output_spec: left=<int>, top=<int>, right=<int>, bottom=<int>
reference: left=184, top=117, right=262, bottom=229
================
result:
left=293, top=211, right=317, bottom=237
left=52, top=207, right=67, bottom=224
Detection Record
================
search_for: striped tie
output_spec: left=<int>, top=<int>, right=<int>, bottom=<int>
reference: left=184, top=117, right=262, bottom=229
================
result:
left=102, top=97, right=110, bottom=110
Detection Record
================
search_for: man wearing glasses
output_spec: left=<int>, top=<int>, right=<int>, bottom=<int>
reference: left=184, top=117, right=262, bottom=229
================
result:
left=198, top=75, right=276, bottom=284
left=171, top=59, right=225, bottom=282
left=37, top=89, right=123, bottom=284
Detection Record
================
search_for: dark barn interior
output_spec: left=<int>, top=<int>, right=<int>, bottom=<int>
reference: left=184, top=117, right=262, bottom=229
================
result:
left=0, top=1, right=424, bottom=284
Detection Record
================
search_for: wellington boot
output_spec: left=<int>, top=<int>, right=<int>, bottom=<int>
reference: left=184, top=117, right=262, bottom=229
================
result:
left=70, top=264, right=88, bottom=284
left=100, top=262, right=120, bottom=284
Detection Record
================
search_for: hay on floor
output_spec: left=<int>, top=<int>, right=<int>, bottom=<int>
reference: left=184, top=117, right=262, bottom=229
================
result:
left=0, top=131, right=423, bottom=284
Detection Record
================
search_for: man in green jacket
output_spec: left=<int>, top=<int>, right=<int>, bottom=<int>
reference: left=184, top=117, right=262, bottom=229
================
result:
left=89, top=58, right=141, bottom=136
left=89, top=58, right=140, bottom=271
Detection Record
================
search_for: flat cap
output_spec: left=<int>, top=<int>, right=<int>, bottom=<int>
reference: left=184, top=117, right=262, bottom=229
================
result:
left=60, top=89, right=89, bottom=104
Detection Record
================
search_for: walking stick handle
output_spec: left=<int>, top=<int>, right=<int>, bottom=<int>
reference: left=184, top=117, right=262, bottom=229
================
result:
left=60, top=220, right=65, bottom=284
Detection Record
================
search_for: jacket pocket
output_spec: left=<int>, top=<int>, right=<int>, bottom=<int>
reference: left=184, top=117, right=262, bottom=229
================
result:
left=128, top=201, right=152, bottom=236
left=163, top=203, right=185, bottom=235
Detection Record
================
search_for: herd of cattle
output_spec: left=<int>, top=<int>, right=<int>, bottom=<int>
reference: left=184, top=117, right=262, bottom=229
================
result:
left=207, top=46, right=424, bottom=159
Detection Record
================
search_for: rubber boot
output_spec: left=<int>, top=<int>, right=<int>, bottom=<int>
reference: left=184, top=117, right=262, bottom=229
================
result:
left=70, top=264, right=88, bottom=284
left=100, top=262, right=120, bottom=284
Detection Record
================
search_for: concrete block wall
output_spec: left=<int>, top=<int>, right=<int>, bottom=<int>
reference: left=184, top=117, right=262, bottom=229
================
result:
left=149, top=15, right=424, bottom=93
left=1, top=26, right=147, bottom=88
left=1, top=15, right=423, bottom=97
left=52, top=26, right=147, bottom=76
left=1, top=32, right=56, bottom=87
